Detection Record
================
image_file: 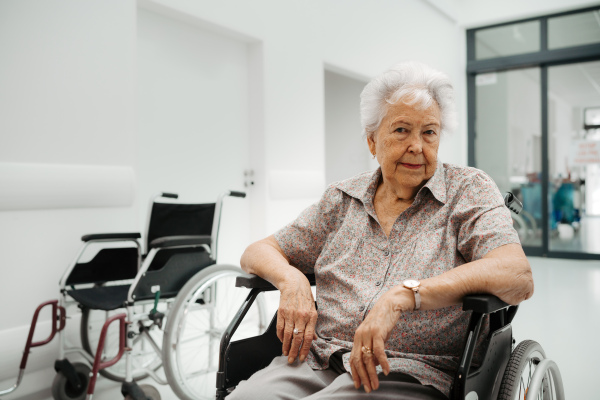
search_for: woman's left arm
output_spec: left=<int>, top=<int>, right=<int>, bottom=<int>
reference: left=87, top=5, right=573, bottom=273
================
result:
left=350, top=242, right=533, bottom=393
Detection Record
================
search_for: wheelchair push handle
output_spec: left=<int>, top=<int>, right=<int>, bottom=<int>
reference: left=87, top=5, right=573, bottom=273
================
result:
left=160, top=192, right=179, bottom=199
left=229, top=191, right=246, bottom=198
left=503, top=192, right=523, bottom=215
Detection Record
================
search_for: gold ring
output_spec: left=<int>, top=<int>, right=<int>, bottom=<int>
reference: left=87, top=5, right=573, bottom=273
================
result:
left=361, top=346, right=372, bottom=355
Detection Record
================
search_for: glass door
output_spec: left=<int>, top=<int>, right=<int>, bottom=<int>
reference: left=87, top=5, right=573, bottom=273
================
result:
left=475, top=68, right=543, bottom=249
left=547, top=60, right=600, bottom=254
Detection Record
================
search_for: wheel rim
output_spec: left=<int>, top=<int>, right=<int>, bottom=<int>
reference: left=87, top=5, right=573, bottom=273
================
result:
left=517, top=349, right=551, bottom=400
left=170, top=270, right=265, bottom=399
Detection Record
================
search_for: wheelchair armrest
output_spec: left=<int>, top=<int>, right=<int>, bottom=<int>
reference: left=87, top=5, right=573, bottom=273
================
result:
left=462, top=294, right=510, bottom=314
left=235, top=273, right=316, bottom=291
left=81, top=233, right=141, bottom=242
left=149, top=235, right=211, bottom=249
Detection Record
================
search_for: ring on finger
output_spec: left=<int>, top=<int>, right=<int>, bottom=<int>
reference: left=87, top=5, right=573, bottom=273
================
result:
left=361, top=345, right=372, bottom=355
left=293, top=328, right=303, bottom=335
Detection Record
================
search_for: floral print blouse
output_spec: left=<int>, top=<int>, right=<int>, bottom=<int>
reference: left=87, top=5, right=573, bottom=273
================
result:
left=273, top=162, right=520, bottom=397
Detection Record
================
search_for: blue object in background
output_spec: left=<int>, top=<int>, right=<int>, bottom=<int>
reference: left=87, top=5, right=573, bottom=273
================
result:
left=552, top=183, right=575, bottom=225
left=521, top=183, right=542, bottom=222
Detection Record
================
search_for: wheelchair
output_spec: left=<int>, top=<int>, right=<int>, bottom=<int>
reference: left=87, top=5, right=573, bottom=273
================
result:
left=215, top=194, right=565, bottom=400
left=0, top=191, right=267, bottom=400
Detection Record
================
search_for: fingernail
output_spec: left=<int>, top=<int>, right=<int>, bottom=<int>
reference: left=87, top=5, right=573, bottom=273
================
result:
left=288, top=357, right=294, bottom=363
left=283, top=351, right=288, bottom=356
left=299, top=355, right=305, bottom=362
left=365, top=386, right=371, bottom=393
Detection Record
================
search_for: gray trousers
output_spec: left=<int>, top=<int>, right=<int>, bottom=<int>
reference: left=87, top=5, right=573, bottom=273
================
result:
left=226, top=356, right=448, bottom=400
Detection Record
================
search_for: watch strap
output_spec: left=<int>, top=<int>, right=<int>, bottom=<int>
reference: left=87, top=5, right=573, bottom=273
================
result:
left=412, top=287, right=421, bottom=311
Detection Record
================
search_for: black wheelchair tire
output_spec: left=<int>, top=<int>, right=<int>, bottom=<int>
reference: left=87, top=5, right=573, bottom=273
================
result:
left=80, top=307, right=152, bottom=382
left=51, top=362, right=90, bottom=400
left=498, top=340, right=553, bottom=400
left=124, top=384, right=162, bottom=400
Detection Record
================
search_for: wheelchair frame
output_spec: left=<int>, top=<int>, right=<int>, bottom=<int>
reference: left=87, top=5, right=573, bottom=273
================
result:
left=0, top=190, right=267, bottom=400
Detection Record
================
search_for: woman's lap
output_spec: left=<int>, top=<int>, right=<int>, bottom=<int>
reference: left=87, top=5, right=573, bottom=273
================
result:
left=227, top=356, right=448, bottom=400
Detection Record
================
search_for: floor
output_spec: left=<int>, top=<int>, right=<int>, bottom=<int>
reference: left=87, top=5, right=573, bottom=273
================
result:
left=12, top=256, right=600, bottom=400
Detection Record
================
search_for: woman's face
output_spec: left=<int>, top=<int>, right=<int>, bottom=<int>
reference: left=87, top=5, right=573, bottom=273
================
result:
left=368, top=100, right=441, bottom=195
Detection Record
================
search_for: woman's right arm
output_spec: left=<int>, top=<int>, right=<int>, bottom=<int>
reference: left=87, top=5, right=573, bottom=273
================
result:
left=240, top=235, right=318, bottom=364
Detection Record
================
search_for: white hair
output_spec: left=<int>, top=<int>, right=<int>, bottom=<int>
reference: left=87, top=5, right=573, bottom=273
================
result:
left=360, top=61, right=457, bottom=140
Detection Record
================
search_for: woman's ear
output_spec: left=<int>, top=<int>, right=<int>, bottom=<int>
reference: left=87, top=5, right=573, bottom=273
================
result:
left=367, top=134, right=376, bottom=156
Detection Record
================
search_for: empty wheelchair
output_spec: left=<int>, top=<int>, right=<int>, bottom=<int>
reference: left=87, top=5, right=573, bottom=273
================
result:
left=215, top=194, right=564, bottom=400
left=1, top=191, right=267, bottom=400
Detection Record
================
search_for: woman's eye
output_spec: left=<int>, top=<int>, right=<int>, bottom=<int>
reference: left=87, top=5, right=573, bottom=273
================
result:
left=424, top=130, right=436, bottom=135
left=394, top=127, right=406, bottom=133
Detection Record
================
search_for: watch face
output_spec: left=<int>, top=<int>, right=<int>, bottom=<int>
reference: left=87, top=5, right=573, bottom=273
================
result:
left=404, top=279, right=419, bottom=288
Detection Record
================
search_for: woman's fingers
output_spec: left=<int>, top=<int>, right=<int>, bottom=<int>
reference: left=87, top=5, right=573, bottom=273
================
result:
left=298, top=310, right=318, bottom=362
left=362, top=348, right=380, bottom=390
left=281, top=317, right=295, bottom=357
left=350, top=345, right=372, bottom=393
left=276, top=312, right=285, bottom=342
left=373, top=336, right=390, bottom=375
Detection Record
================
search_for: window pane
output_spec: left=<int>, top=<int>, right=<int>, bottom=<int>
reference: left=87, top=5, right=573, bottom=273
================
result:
left=549, top=10, right=600, bottom=49
left=475, top=68, right=542, bottom=247
left=475, top=21, right=540, bottom=60
left=548, top=61, right=600, bottom=254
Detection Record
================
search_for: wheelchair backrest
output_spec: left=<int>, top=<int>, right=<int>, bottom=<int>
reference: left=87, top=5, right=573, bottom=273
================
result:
left=66, top=247, right=138, bottom=285
left=146, top=202, right=216, bottom=252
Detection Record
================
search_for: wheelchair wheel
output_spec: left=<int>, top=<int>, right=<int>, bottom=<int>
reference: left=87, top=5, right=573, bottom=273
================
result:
left=51, top=362, right=90, bottom=400
left=124, top=384, right=162, bottom=400
left=81, top=305, right=164, bottom=382
left=163, top=264, right=268, bottom=400
left=498, top=340, right=553, bottom=400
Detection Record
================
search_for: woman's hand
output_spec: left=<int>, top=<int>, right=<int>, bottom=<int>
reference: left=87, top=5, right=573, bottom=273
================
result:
left=277, top=270, right=318, bottom=363
left=349, top=288, right=412, bottom=392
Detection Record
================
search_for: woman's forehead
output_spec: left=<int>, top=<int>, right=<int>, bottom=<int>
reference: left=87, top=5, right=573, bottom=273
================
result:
left=384, top=101, right=441, bottom=124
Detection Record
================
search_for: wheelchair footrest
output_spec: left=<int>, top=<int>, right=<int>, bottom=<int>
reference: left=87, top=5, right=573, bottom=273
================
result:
left=67, top=285, right=130, bottom=311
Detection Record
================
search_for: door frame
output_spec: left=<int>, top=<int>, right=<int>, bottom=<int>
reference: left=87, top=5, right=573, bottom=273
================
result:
left=467, top=5, right=600, bottom=260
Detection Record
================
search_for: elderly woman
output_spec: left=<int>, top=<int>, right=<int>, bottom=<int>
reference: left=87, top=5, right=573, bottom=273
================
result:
left=232, top=61, right=533, bottom=400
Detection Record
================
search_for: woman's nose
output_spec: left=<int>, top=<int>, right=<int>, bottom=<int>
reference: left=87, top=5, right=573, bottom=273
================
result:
left=406, top=135, right=423, bottom=153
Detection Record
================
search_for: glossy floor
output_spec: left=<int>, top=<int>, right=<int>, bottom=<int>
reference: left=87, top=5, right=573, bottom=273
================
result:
left=26, top=256, right=600, bottom=400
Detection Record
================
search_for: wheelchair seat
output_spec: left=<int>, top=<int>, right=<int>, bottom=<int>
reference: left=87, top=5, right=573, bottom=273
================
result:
left=67, top=285, right=131, bottom=311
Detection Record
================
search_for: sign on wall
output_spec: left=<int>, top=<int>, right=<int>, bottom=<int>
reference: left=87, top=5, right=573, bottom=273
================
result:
left=570, top=140, right=600, bottom=166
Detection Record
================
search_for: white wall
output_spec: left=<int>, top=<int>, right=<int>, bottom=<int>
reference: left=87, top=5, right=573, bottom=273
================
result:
left=137, top=8, right=252, bottom=264
left=139, top=0, right=467, bottom=233
left=0, top=1, right=137, bottom=397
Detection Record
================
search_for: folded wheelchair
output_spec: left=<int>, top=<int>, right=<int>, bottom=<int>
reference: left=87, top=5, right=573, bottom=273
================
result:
left=216, top=193, right=565, bottom=400
left=1, top=191, right=267, bottom=400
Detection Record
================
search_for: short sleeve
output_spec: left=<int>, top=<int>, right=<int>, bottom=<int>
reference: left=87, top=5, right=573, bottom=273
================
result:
left=455, top=172, right=521, bottom=262
left=274, top=185, right=345, bottom=274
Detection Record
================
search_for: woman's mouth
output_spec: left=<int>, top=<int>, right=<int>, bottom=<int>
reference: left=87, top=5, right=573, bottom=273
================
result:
left=400, top=163, right=422, bottom=170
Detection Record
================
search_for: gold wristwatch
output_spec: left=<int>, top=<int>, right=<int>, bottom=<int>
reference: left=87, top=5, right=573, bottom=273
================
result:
left=402, top=279, right=421, bottom=310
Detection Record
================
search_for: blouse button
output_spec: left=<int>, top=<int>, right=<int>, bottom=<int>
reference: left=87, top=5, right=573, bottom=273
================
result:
left=359, top=305, right=365, bottom=311
left=375, top=281, right=381, bottom=286
left=383, top=250, right=390, bottom=256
